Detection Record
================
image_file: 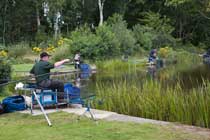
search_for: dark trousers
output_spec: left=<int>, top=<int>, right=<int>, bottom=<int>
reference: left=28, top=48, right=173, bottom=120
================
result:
left=38, top=79, right=64, bottom=92
left=74, top=60, right=80, bottom=69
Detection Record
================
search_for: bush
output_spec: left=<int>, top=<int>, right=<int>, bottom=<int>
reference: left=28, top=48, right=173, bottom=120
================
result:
left=133, top=12, right=176, bottom=50
left=95, top=25, right=120, bottom=59
left=152, top=32, right=176, bottom=48
left=69, top=26, right=101, bottom=60
left=0, top=58, right=11, bottom=94
left=107, top=14, right=136, bottom=55
left=8, top=42, right=31, bottom=58
left=52, top=44, right=71, bottom=61
left=69, top=25, right=120, bottom=60
left=133, top=24, right=155, bottom=50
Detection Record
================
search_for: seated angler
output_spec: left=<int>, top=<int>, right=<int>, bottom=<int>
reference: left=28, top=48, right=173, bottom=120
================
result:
left=74, top=51, right=81, bottom=69
left=30, top=52, right=70, bottom=92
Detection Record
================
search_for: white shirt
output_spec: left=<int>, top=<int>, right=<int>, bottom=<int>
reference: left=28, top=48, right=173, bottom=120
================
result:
left=74, top=54, right=80, bottom=60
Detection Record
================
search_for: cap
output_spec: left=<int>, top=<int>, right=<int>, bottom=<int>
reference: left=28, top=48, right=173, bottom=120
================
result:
left=40, top=52, right=51, bottom=58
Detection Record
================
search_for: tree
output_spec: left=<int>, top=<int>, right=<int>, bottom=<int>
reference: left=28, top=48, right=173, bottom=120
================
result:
left=98, top=0, right=106, bottom=26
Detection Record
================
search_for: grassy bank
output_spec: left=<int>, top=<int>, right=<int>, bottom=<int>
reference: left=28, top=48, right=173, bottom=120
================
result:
left=0, top=112, right=208, bottom=140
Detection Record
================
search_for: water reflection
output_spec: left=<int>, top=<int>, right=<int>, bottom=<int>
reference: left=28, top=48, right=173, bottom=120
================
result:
left=50, top=60, right=210, bottom=95
left=147, top=65, right=157, bottom=79
left=175, top=64, right=210, bottom=89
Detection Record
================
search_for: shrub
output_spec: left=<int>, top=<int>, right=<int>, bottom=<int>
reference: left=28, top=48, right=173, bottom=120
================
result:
left=133, top=12, right=176, bottom=50
left=8, top=42, right=30, bottom=58
left=107, top=14, right=136, bottom=55
left=69, top=25, right=120, bottom=60
left=0, top=58, right=11, bottom=93
left=52, top=44, right=71, bottom=61
left=133, top=24, right=155, bottom=50
left=95, top=25, right=120, bottom=59
left=159, top=46, right=170, bottom=58
left=152, top=32, right=176, bottom=48
left=69, top=26, right=101, bottom=60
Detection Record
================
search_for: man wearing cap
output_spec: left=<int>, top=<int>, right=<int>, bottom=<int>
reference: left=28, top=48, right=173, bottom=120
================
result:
left=30, top=52, right=70, bottom=92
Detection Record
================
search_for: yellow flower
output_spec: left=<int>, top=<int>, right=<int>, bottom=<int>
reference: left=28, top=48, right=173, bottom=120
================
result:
left=46, top=45, right=55, bottom=53
left=159, top=47, right=169, bottom=58
left=57, top=39, right=64, bottom=46
left=32, top=47, right=42, bottom=53
left=0, top=50, right=8, bottom=57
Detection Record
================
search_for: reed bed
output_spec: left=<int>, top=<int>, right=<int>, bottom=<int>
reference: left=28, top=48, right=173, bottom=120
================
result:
left=94, top=79, right=210, bottom=128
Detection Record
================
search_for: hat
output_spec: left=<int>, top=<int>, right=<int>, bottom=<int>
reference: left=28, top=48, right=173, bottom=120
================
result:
left=40, top=52, right=51, bottom=58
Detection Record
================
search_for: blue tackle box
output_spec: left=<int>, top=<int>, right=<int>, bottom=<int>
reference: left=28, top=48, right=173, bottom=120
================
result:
left=32, top=90, right=57, bottom=106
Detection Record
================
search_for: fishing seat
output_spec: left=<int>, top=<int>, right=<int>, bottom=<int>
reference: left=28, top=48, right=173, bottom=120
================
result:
left=28, top=83, right=58, bottom=107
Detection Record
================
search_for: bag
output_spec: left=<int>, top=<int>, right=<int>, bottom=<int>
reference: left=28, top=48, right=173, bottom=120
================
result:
left=64, top=83, right=80, bottom=97
left=64, top=83, right=81, bottom=103
left=2, top=95, right=26, bottom=113
left=79, top=64, right=91, bottom=72
left=64, top=83, right=81, bottom=104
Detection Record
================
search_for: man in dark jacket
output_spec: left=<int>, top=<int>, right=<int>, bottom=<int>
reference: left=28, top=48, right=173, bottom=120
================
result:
left=30, top=52, right=69, bottom=92
left=148, top=49, right=157, bottom=63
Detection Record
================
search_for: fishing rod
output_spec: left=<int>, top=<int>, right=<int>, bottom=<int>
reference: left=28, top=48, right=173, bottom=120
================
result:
left=0, top=72, right=50, bottom=87
left=0, top=69, right=96, bottom=87
left=0, top=59, right=151, bottom=88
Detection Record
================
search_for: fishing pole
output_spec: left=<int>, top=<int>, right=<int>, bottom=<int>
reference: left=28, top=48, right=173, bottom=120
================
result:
left=0, top=69, right=96, bottom=87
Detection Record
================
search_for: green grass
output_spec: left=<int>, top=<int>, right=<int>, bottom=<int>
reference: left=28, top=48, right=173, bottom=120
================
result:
left=12, top=64, right=74, bottom=77
left=0, top=112, right=207, bottom=140
left=0, top=96, right=5, bottom=102
left=12, top=64, right=34, bottom=72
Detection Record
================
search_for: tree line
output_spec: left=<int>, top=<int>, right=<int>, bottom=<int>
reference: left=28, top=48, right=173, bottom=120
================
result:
left=0, top=0, right=210, bottom=48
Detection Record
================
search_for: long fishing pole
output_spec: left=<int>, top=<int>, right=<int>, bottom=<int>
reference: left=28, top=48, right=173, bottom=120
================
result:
left=0, top=68, right=96, bottom=87
left=0, top=59, right=150, bottom=88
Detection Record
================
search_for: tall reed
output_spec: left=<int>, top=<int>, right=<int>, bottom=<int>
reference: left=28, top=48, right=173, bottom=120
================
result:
left=94, top=79, right=210, bottom=128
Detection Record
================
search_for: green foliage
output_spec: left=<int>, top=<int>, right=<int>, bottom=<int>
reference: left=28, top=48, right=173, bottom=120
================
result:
left=107, top=14, right=136, bottom=55
left=95, top=78, right=210, bottom=128
left=69, top=26, right=100, bottom=60
left=8, top=42, right=30, bottom=58
left=165, top=0, right=191, bottom=7
left=70, top=25, right=120, bottom=60
left=152, top=32, right=176, bottom=48
left=0, top=0, right=210, bottom=50
left=133, top=25, right=155, bottom=50
left=95, top=25, right=120, bottom=59
left=133, top=12, right=176, bottom=49
left=35, top=27, right=49, bottom=46
left=96, top=59, right=130, bottom=74
left=6, top=43, right=35, bottom=64
left=52, top=43, right=71, bottom=61
left=0, top=58, right=11, bottom=93
left=141, top=12, right=174, bottom=34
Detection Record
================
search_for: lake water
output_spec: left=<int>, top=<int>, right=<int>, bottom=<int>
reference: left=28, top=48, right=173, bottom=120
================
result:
left=53, top=59, right=210, bottom=98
